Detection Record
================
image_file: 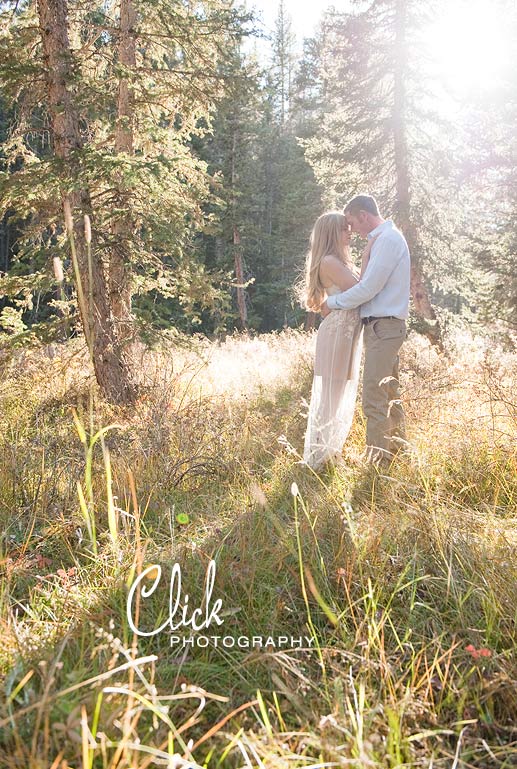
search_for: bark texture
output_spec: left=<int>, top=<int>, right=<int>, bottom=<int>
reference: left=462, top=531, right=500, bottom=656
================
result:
left=111, top=0, right=137, bottom=347
left=393, top=0, right=442, bottom=348
left=38, top=0, right=137, bottom=402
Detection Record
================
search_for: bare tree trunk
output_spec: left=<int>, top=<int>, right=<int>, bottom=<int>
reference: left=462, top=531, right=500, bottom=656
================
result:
left=278, top=0, right=286, bottom=127
left=37, top=0, right=137, bottom=402
left=112, top=0, right=137, bottom=348
left=393, top=0, right=442, bottom=348
left=231, top=132, right=247, bottom=330
left=233, top=226, right=247, bottom=329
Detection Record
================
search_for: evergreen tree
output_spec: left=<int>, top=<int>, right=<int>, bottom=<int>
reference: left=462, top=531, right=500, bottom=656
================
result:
left=456, top=8, right=517, bottom=330
left=271, top=0, right=296, bottom=128
left=192, top=46, right=265, bottom=332
left=301, top=2, right=471, bottom=345
left=195, top=12, right=323, bottom=333
left=0, top=0, right=247, bottom=399
left=253, top=5, right=322, bottom=330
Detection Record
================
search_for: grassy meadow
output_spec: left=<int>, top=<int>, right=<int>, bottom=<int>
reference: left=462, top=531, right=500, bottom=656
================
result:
left=0, top=327, right=516, bottom=768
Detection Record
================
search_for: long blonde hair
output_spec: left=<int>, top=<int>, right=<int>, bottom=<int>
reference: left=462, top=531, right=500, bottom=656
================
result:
left=299, top=211, right=351, bottom=312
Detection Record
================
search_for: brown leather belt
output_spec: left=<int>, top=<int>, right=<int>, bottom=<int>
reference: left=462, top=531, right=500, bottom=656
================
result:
left=362, top=315, right=399, bottom=325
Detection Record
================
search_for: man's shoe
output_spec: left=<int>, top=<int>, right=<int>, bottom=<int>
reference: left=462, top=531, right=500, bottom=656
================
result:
left=362, top=446, right=394, bottom=466
left=389, top=436, right=414, bottom=458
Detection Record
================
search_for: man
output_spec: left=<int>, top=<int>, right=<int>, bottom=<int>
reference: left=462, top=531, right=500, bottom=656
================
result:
left=320, top=194, right=410, bottom=465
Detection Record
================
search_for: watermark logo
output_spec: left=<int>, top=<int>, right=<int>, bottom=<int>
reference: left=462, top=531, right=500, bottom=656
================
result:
left=126, top=558, right=316, bottom=650
left=127, top=559, right=224, bottom=637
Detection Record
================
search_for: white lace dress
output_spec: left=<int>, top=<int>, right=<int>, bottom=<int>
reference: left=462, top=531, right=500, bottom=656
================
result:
left=303, top=284, right=363, bottom=470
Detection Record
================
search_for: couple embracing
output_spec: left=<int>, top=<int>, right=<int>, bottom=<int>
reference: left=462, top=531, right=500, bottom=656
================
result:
left=302, top=194, right=411, bottom=471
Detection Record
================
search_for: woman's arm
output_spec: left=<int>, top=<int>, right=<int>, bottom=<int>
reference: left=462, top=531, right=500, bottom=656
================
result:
left=320, top=255, right=358, bottom=292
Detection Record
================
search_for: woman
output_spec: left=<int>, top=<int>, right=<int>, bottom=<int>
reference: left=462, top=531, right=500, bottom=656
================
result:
left=301, top=211, right=374, bottom=470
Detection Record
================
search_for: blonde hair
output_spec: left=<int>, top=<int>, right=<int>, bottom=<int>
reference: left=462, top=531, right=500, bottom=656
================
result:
left=298, top=211, right=351, bottom=312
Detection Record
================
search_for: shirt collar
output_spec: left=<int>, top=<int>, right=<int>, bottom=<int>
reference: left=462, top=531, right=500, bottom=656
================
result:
left=367, top=219, right=394, bottom=239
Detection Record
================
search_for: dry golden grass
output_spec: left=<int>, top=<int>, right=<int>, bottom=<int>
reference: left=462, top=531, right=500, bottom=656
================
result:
left=0, top=327, right=516, bottom=768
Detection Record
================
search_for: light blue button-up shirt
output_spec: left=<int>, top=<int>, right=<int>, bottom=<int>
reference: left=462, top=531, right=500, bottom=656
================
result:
left=326, top=219, right=410, bottom=319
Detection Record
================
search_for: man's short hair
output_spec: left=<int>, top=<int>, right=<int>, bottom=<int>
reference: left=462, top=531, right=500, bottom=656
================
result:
left=344, top=194, right=380, bottom=217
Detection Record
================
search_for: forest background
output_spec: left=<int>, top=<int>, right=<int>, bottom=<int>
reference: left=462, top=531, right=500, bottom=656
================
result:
left=1, top=0, right=515, bottom=392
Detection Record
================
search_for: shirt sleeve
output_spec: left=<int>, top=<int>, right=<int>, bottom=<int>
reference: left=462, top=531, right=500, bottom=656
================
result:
left=326, top=238, right=404, bottom=310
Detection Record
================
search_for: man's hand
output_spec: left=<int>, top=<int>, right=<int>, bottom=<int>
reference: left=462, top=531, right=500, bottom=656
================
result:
left=320, top=300, right=331, bottom=318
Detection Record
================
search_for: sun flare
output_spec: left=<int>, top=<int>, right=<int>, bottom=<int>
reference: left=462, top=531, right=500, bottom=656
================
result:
left=423, top=0, right=514, bottom=96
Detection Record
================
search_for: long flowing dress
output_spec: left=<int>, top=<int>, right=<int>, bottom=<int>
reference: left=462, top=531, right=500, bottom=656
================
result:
left=303, top=283, right=363, bottom=470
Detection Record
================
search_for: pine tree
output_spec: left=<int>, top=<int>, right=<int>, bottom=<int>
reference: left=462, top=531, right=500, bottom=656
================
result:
left=195, top=21, right=323, bottom=333
left=0, top=0, right=247, bottom=399
left=301, top=1, right=470, bottom=345
left=193, top=45, right=265, bottom=332
left=271, top=0, right=296, bottom=128
left=252, top=5, right=322, bottom=330
left=38, top=0, right=137, bottom=401
left=456, top=5, right=517, bottom=330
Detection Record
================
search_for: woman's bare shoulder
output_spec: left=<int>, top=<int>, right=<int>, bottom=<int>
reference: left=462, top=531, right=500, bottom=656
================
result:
left=321, top=254, right=343, bottom=265
left=320, top=255, right=355, bottom=276
left=319, top=254, right=358, bottom=291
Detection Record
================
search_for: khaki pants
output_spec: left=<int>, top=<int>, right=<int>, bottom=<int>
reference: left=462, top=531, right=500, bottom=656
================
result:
left=362, top=318, right=406, bottom=461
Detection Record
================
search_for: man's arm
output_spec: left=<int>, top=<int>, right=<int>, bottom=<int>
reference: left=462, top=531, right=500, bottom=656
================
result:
left=326, top=238, right=404, bottom=311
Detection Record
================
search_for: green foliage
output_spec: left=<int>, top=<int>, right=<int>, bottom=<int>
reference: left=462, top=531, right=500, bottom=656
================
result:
left=194, top=10, right=324, bottom=333
left=303, top=6, right=459, bottom=295
left=0, top=0, right=252, bottom=340
left=457, top=69, right=517, bottom=327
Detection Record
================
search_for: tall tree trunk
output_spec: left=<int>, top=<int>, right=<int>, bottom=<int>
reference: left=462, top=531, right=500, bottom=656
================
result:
left=112, top=0, right=137, bottom=348
left=263, top=131, right=274, bottom=331
left=0, top=215, right=9, bottom=272
left=231, top=132, right=247, bottom=330
left=393, top=0, right=442, bottom=348
left=37, top=0, right=137, bottom=402
left=233, top=226, right=247, bottom=329
left=278, top=0, right=286, bottom=127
